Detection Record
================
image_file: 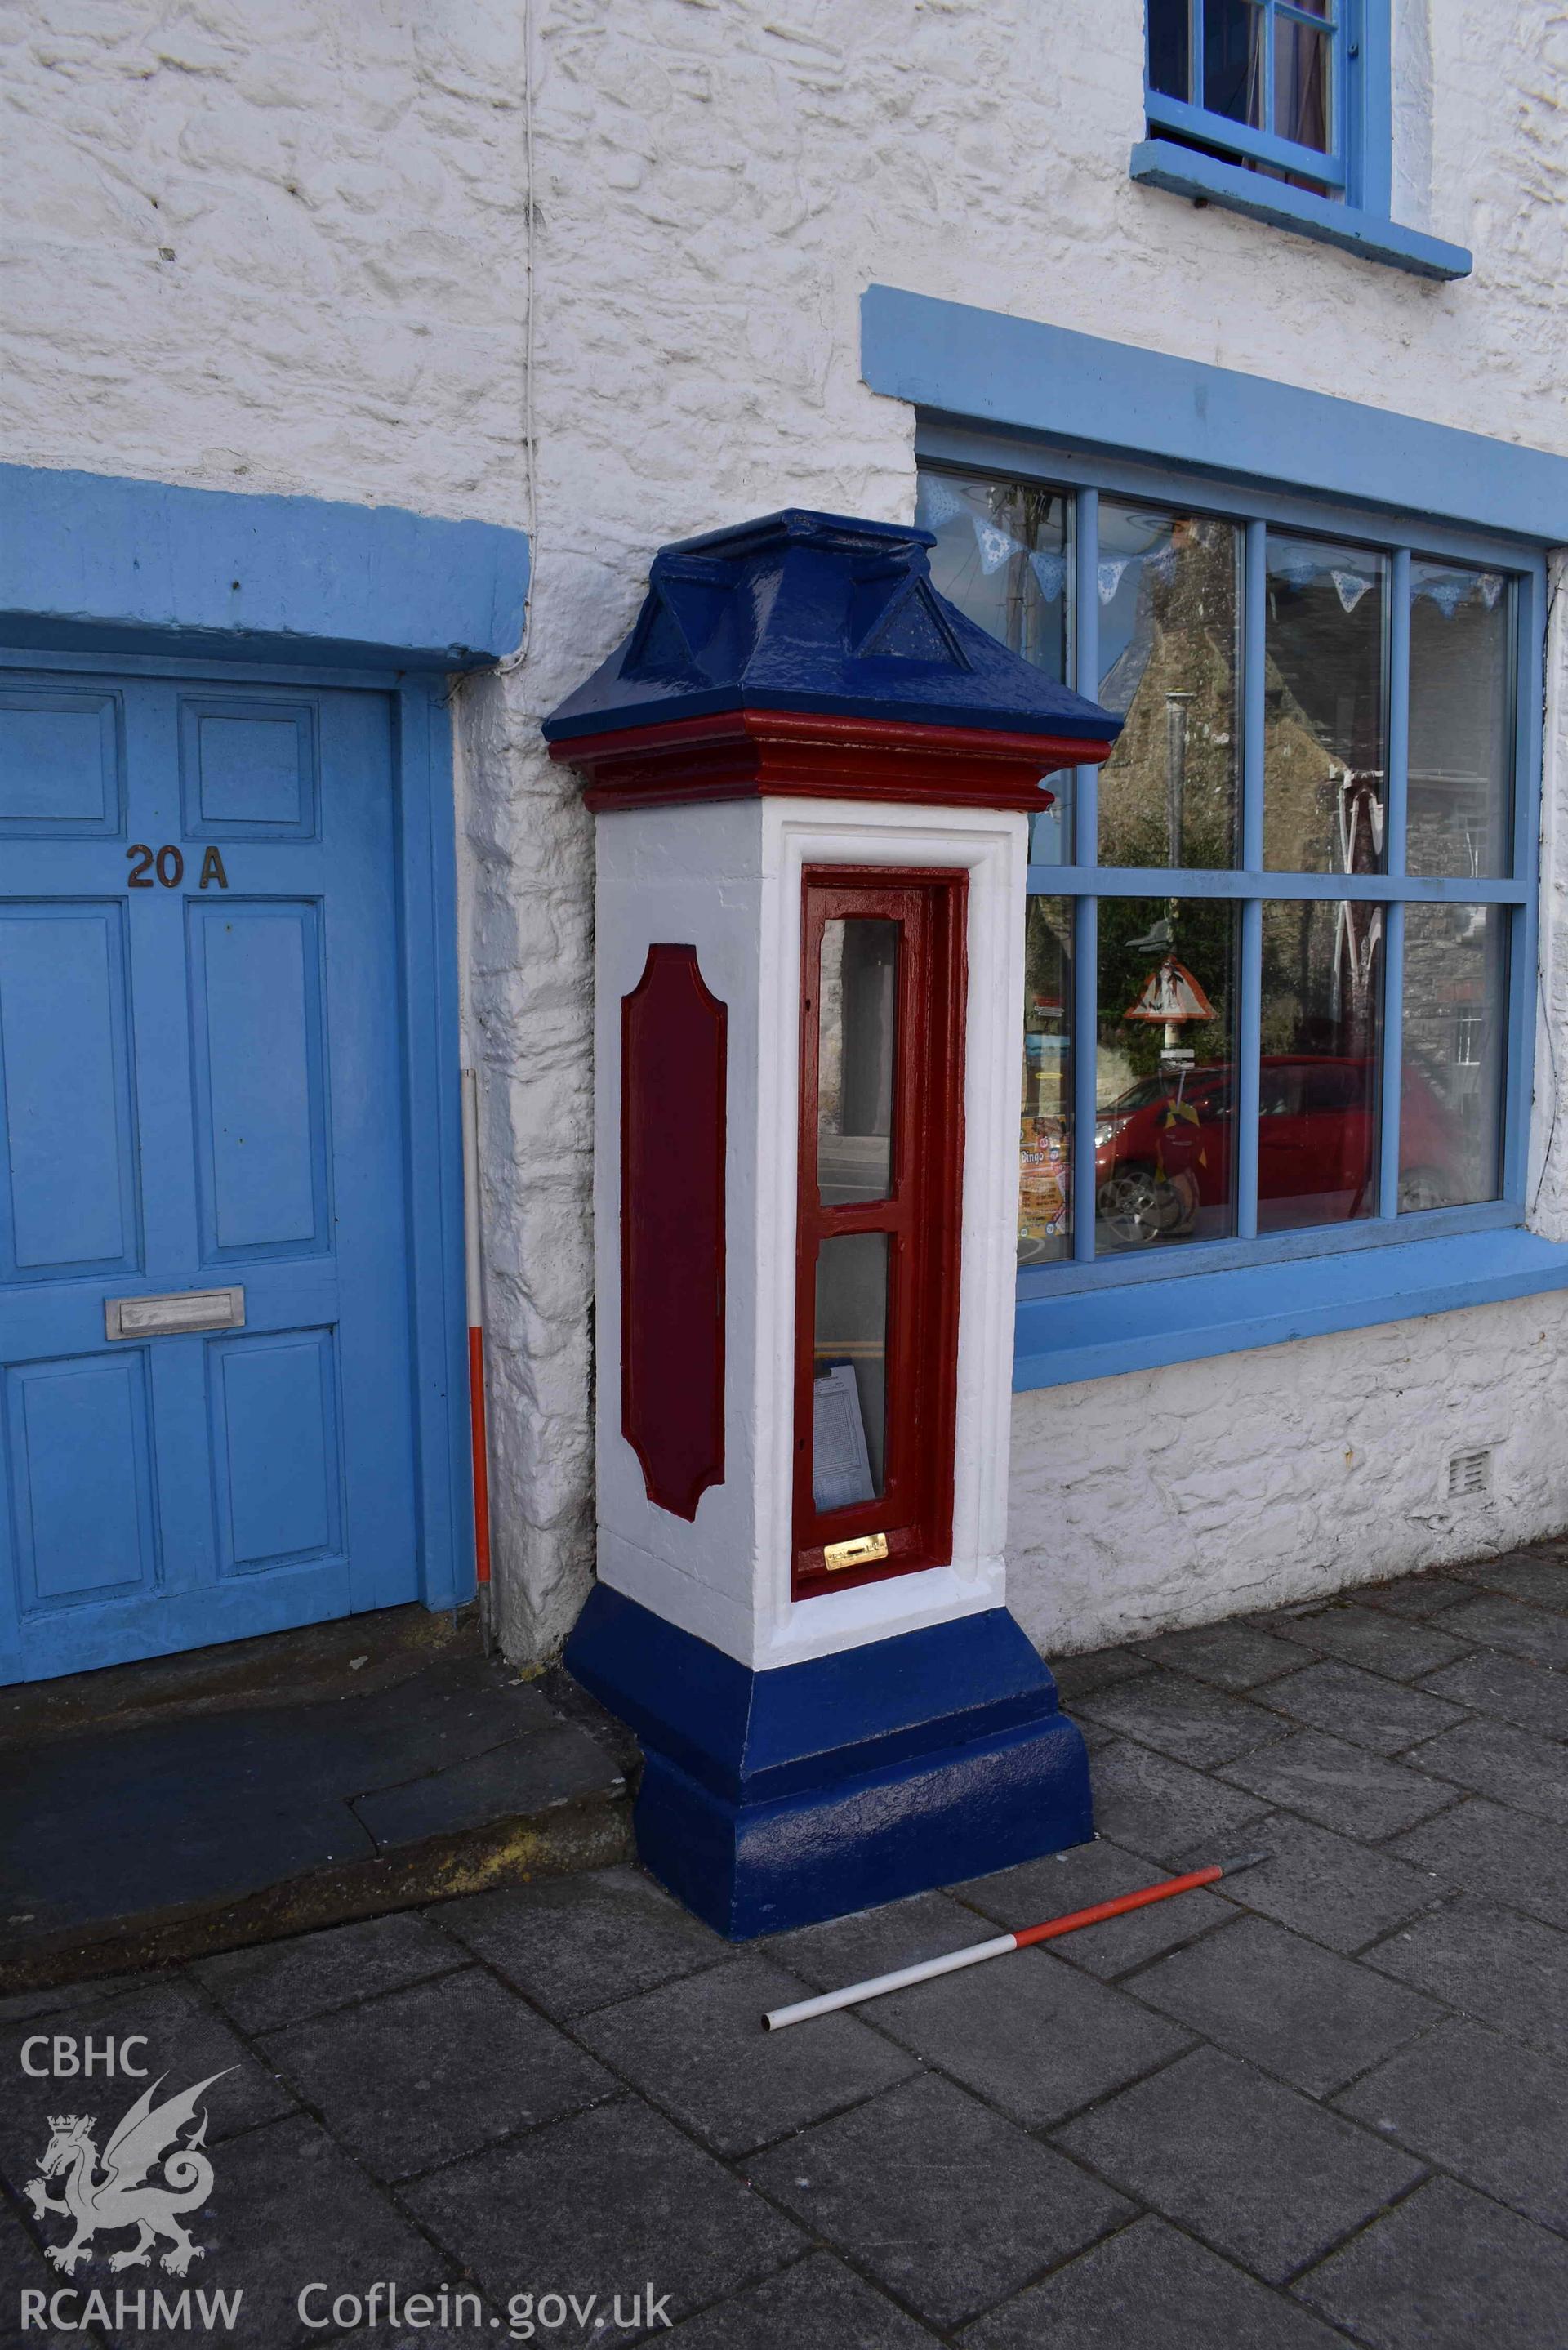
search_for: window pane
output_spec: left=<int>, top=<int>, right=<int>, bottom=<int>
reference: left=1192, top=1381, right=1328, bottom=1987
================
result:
left=1148, top=0, right=1190, bottom=98
left=1258, top=900, right=1381, bottom=1233
left=1095, top=899, right=1238, bottom=1251
left=918, top=470, right=1067, bottom=681
left=1204, top=0, right=1265, bottom=127
left=817, top=918, right=897, bottom=1205
left=1401, top=904, right=1507, bottom=1209
left=812, top=1233, right=888, bottom=1509
left=1098, top=504, right=1241, bottom=869
left=918, top=468, right=1072, bottom=863
left=1274, top=15, right=1331, bottom=151
left=1264, top=534, right=1388, bottom=874
left=1020, top=897, right=1073, bottom=1264
left=1408, top=565, right=1513, bottom=880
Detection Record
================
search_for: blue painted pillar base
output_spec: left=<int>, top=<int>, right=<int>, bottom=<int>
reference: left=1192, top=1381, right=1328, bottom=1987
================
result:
left=564, top=1585, right=1094, bottom=1939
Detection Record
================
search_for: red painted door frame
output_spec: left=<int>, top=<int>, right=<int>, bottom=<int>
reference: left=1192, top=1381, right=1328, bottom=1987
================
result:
left=792, top=867, right=967, bottom=1599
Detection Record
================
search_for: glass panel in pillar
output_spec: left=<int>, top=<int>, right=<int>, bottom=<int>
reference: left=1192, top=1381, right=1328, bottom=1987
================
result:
left=1401, top=905, right=1507, bottom=1210
left=812, top=1233, right=889, bottom=1510
left=1094, top=898, right=1239, bottom=1252
left=1265, top=535, right=1388, bottom=875
left=1020, top=897, right=1073, bottom=1265
left=817, top=918, right=898, bottom=1205
left=1258, top=899, right=1381, bottom=1233
left=1407, top=565, right=1513, bottom=880
left=1097, top=502, right=1241, bottom=869
left=916, top=466, right=1073, bottom=865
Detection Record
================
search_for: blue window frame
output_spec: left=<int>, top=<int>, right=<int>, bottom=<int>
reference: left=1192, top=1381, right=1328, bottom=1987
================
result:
left=915, top=435, right=1549, bottom=1383
left=1134, top=0, right=1472, bottom=279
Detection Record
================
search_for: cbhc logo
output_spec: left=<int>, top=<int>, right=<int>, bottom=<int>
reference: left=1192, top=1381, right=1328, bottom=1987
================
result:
left=20, top=2036, right=149, bottom=2077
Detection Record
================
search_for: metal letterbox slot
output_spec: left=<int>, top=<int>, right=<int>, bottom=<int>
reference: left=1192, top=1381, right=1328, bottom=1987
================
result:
left=822, top=1531, right=889, bottom=1573
left=105, top=1287, right=246, bottom=1340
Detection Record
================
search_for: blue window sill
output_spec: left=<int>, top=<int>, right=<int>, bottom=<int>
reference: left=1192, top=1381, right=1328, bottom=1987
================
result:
left=1129, top=140, right=1472, bottom=282
left=1014, top=1225, right=1568, bottom=1391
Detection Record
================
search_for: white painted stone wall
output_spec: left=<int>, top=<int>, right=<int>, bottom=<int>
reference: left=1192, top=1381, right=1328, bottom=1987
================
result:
left=7, top=0, right=1568, bottom=1661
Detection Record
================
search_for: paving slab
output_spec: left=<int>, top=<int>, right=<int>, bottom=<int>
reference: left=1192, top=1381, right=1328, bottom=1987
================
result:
left=194, top=1910, right=466, bottom=2032
left=1074, top=1670, right=1288, bottom=1768
left=260, top=1964, right=612, bottom=2181
left=1218, top=1728, right=1455, bottom=1839
left=1197, top=1810, right=1447, bottom=1954
left=573, top=1953, right=913, bottom=2156
left=1335, top=2014, right=1568, bottom=2234
left=1258, top=1659, right=1467, bottom=1754
left=1434, top=1592, right=1568, bottom=1672
left=404, top=2097, right=804, bottom=2348
left=107, top=2112, right=449, bottom=2350
left=749, top=2072, right=1131, bottom=2329
left=864, top=1942, right=1192, bottom=2129
left=1049, top=1648, right=1153, bottom=1699
left=1129, top=1913, right=1441, bottom=2096
left=1387, top=1796, right=1568, bottom=1933
left=1454, top=1553, right=1568, bottom=1612
left=1359, top=1896, right=1568, bottom=2063
left=1295, top=2174, right=1568, bottom=2350
left=661, top=2253, right=942, bottom=2348
left=1053, top=2045, right=1425, bottom=2284
left=1402, top=1712, right=1568, bottom=1824
left=1267, top=1603, right=1473, bottom=1680
left=1084, top=1738, right=1273, bottom=1862
left=1357, top=1572, right=1476, bottom=1619
left=1418, top=1648, right=1568, bottom=1738
left=0, top=1973, right=293, bottom=2198
left=1129, top=1622, right=1308, bottom=1688
left=953, top=1837, right=1234, bottom=1978
left=434, top=1863, right=729, bottom=2020
left=766, top=1888, right=987, bottom=1990
left=959, top=2214, right=1352, bottom=2350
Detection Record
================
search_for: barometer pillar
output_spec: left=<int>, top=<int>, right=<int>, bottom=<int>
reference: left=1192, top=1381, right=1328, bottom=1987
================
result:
left=545, top=510, right=1120, bottom=1936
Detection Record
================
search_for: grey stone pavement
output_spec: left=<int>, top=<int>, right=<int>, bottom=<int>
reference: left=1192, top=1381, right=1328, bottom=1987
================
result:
left=8, top=1545, right=1568, bottom=2348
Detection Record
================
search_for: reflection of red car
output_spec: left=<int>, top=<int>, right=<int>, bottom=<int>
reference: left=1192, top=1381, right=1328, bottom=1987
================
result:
left=1094, top=1057, right=1460, bottom=1246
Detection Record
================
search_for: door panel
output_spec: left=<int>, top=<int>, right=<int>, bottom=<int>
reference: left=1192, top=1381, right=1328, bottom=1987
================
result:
left=7, top=1351, right=157, bottom=1607
left=0, top=669, right=418, bottom=1683
left=190, top=900, right=328, bottom=1257
left=0, top=904, right=140, bottom=1278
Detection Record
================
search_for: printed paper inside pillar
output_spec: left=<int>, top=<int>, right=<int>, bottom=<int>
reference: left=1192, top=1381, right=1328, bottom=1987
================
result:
left=812, top=1362, right=875, bottom=1513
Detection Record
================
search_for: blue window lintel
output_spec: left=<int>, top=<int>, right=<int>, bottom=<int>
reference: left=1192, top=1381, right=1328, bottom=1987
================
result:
left=1130, top=138, right=1472, bottom=281
left=1014, top=1225, right=1568, bottom=1391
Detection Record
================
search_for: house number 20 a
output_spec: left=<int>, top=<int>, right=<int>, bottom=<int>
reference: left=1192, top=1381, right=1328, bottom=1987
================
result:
left=127, top=844, right=229, bottom=890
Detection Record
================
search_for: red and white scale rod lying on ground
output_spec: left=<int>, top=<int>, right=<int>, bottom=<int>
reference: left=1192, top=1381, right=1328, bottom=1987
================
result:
left=763, top=1850, right=1272, bottom=2031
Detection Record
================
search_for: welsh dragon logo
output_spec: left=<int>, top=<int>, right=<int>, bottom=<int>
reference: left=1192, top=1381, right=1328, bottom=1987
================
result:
left=24, top=2071, right=231, bottom=2276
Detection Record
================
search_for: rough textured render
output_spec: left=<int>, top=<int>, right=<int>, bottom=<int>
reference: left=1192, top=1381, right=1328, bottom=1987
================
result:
left=4, top=1, right=1568, bottom=1660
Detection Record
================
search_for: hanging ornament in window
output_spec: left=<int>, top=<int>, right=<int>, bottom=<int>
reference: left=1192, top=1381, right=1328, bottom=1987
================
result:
left=1098, top=557, right=1129, bottom=602
left=918, top=477, right=968, bottom=530
left=975, top=519, right=1022, bottom=574
left=1332, top=569, right=1372, bottom=613
left=1028, top=549, right=1065, bottom=601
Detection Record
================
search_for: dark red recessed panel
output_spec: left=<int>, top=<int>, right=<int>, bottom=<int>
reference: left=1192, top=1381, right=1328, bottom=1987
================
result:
left=621, top=944, right=727, bottom=1519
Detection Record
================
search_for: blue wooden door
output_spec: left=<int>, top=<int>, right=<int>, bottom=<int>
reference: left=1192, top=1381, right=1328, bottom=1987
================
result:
left=0, top=671, right=420, bottom=1682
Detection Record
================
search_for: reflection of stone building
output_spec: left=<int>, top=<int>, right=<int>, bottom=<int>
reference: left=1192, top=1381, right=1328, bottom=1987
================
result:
left=1098, top=519, right=1239, bottom=870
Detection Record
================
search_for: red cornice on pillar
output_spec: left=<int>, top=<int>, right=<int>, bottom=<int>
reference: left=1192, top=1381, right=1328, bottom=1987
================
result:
left=549, top=707, right=1108, bottom=814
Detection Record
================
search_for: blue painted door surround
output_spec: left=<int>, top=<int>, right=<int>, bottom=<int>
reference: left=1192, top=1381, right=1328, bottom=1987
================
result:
left=0, top=668, right=421, bottom=1682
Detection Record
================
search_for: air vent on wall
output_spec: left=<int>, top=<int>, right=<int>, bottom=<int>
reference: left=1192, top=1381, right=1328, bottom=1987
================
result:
left=1447, top=1447, right=1494, bottom=1501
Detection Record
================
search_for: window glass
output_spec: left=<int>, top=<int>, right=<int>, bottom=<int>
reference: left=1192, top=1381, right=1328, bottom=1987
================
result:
left=1258, top=900, right=1381, bottom=1233
left=1408, top=564, right=1512, bottom=880
left=1148, top=0, right=1190, bottom=96
left=817, top=918, right=898, bottom=1205
left=1264, top=534, right=1388, bottom=873
left=1095, top=899, right=1239, bottom=1251
left=918, top=472, right=1067, bottom=683
left=1401, top=905, right=1507, bottom=1210
left=812, top=1233, right=888, bottom=1509
left=1098, top=503, right=1241, bottom=870
left=1274, top=7, right=1330, bottom=151
left=1204, top=0, right=1264, bottom=128
left=1020, top=898, right=1073, bottom=1264
left=919, top=470, right=1073, bottom=864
